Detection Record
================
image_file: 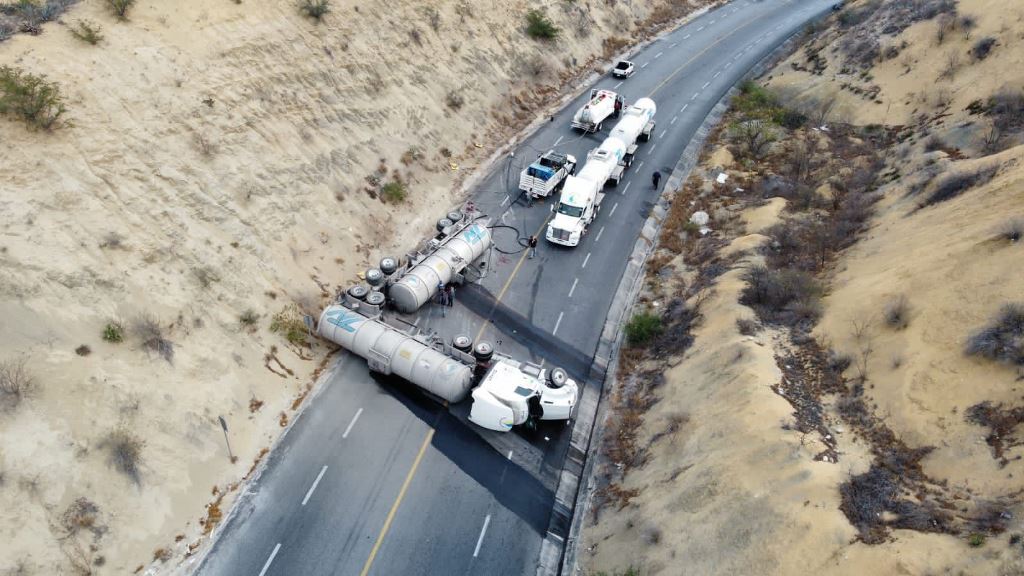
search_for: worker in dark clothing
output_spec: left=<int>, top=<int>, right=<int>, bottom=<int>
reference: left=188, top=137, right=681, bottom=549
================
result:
left=528, top=235, right=538, bottom=259
left=652, top=171, right=662, bottom=189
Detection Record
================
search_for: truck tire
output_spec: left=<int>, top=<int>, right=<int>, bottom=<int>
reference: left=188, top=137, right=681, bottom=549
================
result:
left=347, top=285, right=368, bottom=300
left=436, top=217, right=454, bottom=232
left=379, top=256, right=399, bottom=276
left=547, top=367, right=569, bottom=389
left=452, top=335, right=473, bottom=353
left=365, top=291, right=386, bottom=306
left=473, top=342, right=494, bottom=363
left=446, top=211, right=463, bottom=223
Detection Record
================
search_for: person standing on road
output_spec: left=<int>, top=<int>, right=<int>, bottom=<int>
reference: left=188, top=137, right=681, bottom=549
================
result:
left=445, top=284, right=454, bottom=307
left=528, top=235, right=538, bottom=259
left=652, top=170, right=662, bottom=190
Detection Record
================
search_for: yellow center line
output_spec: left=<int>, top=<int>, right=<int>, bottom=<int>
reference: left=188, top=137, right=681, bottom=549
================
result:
left=360, top=14, right=772, bottom=572
left=474, top=214, right=551, bottom=342
left=359, top=428, right=436, bottom=576
left=647, top=11, right=764, bottom=99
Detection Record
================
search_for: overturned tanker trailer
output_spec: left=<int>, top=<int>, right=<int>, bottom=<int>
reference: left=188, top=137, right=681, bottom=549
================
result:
left=385, top=209, right=493, bottom=314
left=317, top=297, right=579, bottom=432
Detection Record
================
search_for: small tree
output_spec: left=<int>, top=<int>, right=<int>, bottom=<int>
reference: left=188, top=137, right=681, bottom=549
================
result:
left=525, top=9, right=559, bottom=40
left=0, top=356, right=36, bottom=410
left=730, top=119, right=776, bottom=161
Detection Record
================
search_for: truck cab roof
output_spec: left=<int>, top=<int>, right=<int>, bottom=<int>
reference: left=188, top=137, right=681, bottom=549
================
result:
left=480, top=361, right=540, bottom=402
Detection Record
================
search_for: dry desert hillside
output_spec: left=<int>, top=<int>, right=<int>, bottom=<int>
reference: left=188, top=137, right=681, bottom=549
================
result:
left=0, top=0, right=715, bottom=573
left=580, top=0, right=1024, bottom=574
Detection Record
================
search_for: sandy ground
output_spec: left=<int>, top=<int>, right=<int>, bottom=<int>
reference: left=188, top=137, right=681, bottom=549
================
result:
left=0, top=0, right=716, bottom=573
left=580, top=0, right=1024, bottom=574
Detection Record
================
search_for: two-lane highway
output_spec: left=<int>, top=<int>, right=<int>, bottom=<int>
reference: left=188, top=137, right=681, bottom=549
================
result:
left=193, top=1, right=838, bottom=575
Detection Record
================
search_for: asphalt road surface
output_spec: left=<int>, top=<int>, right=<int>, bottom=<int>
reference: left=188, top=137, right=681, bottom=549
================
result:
left=193, top=1, right=839, bottom=574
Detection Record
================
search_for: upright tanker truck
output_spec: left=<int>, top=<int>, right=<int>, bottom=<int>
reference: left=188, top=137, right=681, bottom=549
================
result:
left=547, top=98, right=658, bottom=247
left=318, top=296, right=579, bottom=432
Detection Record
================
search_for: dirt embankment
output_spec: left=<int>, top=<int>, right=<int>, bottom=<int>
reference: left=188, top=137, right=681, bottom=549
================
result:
left=581, top=0, right=1024, bottom=574
left=0, top=0, right=718, bottom=573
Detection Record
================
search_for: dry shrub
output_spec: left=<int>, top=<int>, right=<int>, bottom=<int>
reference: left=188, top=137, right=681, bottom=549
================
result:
left=132, top=313, right=174, bottom=363
left=298, top=0, right=329, bottom=22
left=918, top=166, right=997, bottom=207
left=102, top=426, right=144, bottom=483
left=999, top=218, right=1023, bottom=242
left=107, top=0, right=134, bottom=20
left=883, top=295, right=910, bottom=330
left=966, top=401, right=1024, bottom=463
left=971, top=37, right=996, bottom=60
left=61, top=497, right=102, bottom=537
left=965, top=303, right=1024, bottom=365
left=740, top=265, right=822, bottom=327
left=0, top=356, right=36, bottom=410
left=736, top=318, right=761, bottom=336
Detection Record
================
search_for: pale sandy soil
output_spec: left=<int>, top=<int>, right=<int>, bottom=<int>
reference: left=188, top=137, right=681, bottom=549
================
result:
left=580, top=0, right=1024, bottom=574
left=0, top=0, right=715, bottom=573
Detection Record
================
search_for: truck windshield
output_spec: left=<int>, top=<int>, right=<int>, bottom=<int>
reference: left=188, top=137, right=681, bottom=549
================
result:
left=557, top=203, right=584, bottom=218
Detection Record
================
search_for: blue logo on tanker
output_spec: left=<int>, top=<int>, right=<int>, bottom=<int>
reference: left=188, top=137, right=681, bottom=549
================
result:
left=323, top=308, right=363, bottom=333
left=463, top=224, right=485, bottom=245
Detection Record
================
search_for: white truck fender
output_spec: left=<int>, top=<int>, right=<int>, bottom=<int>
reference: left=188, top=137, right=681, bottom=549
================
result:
left=469, top=388, right=516, bottom=432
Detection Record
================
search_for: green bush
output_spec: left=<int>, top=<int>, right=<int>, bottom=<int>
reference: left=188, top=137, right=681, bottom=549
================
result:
left=626, top=312, right=663, bottom=347
left=381, top=180, right=407, bottom=203
left=525, top=9, right=559, bottom=40
left=107, top=0, right=135, bottom=20
left=0, top=66, right=68, bottom=130
left=270, top=307, right=308, bottom=345
left=102, top=321, right=125, bottom=343
left=299, top=0, right=330, bottom=22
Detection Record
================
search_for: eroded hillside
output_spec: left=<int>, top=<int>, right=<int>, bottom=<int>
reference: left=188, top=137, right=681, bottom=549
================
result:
left=0, top=0, right=716, bottom=573
left=580, top=0, right=1024, bottom=574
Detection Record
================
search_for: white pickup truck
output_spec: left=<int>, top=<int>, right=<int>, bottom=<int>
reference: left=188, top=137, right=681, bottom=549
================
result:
left=519, top=150, right=577, bottom=199
left=571, top=89, right=624, bottom=133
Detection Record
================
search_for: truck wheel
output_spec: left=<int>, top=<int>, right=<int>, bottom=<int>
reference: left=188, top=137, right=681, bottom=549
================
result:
left=473, top=342, right=494, bottom=363
left=452, top=335, right=473, bottom=353
left=379, top=256, right=399, bottom=276
left=547, top=367, right=569, bottom=388
left=436, top=217, right=454, bottom=232
left=347, top=285, right=368, bottom=300
left=596, top=122, right=603, bottom=132
left=446, top=211, right=463, bottom=223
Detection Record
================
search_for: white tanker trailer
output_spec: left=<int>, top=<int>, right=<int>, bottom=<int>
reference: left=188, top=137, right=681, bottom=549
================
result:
left=318, top=301, right=579, bottom=432
left=608, top=97, right=657, bottom=167
left=385, top=210, right=493, bottom=314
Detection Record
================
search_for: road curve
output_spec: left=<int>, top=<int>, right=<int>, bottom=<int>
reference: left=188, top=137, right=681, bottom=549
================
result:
left=192, top=1, right=838, bottom=575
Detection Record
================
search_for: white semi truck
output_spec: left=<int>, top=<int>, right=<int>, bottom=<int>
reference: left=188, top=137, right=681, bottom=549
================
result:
left=547, top=98, right=657, bottom=247
left=519, top=150, right=577, bottom=199
left=571, top=89, right=624, bottom=133
left=318, top=299, right=579, bottom=432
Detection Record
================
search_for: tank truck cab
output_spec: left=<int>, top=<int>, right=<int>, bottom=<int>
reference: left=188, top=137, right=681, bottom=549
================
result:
left=467, top=350, right=578, bottom=432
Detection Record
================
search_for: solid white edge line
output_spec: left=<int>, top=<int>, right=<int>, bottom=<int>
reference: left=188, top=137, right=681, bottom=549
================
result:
left=301, top=465, right=329, bottom=506
left=342, top=408, right=363, bottom=439
left=258, top=543, right=281, bottom=576
left=609, top=203, right=618, bottom=217
left=581, top=252, right=591, bottom=269
left=473, top=515, right=492, bottom=558
left=568, top=277, right=579, bottom=298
